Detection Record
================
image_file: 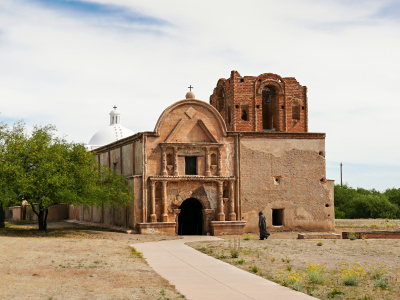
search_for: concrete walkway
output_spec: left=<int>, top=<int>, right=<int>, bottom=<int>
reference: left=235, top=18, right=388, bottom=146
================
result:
left=133, top=236, right=317, bottom=300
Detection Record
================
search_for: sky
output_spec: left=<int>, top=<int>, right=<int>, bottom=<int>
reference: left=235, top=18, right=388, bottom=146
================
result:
left=0, top=0, right=399, bottom=191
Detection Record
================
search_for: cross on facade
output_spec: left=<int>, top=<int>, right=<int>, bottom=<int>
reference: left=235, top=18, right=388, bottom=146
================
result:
left=188, top=85, right=194, bottom=91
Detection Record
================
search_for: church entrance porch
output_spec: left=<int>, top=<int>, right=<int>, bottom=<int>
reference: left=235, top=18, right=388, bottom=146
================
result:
left=178, top=198, right=203, bottom=235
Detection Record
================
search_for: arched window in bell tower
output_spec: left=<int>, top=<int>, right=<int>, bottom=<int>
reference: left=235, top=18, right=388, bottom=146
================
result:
left=262, top=86, right=277, bottom=130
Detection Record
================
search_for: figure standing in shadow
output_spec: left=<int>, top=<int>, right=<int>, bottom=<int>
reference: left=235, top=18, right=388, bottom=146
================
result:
left=259, top=211, right=270, bottom=240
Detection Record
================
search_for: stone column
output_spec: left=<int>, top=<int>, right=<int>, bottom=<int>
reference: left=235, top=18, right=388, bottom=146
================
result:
left=173, top=209, right=181, bottom=234
left=217, top=181, right=225, bottom=221
left=217, top=147, right=222, bottom=176
left=228, top=181, right=236, bottom=221
left=173, top=146, right=179, bottom=176
left=161, top=146, right=168, bottom=176
left=161, top=181, right=168, bottom=222
left=205, top=147, right=211, bottom=177
left=150, top=181, right=157, bottom=222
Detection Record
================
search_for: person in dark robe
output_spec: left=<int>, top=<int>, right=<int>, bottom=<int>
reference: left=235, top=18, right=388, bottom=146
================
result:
left=259, top=211, right=270, bottom=240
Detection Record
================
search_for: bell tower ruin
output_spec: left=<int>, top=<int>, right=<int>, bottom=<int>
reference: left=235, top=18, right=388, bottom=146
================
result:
left=210, top=71, right=308, bottom=133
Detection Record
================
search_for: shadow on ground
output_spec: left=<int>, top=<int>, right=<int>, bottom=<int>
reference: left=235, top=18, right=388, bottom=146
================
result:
left=0, top=221, right=110, bottom=238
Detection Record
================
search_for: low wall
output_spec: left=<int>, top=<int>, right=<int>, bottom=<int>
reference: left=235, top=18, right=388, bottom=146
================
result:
left=5, top=204, right=69, bottom=222
left=342, top=231, right=400, bottom=239
left=69, top=204, right=134, bottom=231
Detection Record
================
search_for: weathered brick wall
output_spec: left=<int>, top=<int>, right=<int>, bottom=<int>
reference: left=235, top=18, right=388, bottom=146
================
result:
left=239, top=137, right=334, bottom=232
left=210, top=71, right=308, bottom=133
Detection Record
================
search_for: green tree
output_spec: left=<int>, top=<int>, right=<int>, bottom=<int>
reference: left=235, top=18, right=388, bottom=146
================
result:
left=334, top=184, right=400, bottom=219
left=0, top=121, right=132, bottom=231
left=384, top=188, right=400, bottom=207
left=333, top=184, right=358, bottom=219
left=345, top=194, right=399, bottom=219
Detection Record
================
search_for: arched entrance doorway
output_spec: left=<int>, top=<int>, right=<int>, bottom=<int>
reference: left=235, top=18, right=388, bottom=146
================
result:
left=178, top=198, right=203, bottom=235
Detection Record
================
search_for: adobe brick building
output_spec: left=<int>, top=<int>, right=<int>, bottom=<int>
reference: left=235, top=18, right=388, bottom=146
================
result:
left=69, top=71, right=334, bottom=234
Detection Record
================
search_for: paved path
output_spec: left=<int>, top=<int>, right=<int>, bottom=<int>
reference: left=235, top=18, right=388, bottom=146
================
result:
left=133, top=236, right=317, bottom=300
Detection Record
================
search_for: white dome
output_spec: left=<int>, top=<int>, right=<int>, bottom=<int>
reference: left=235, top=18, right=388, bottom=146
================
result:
left=87, top=106, right=134, bottom=150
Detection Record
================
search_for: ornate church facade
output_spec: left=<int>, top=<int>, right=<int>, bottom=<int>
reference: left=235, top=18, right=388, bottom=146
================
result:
left=69, top=71, right=334, bottom=235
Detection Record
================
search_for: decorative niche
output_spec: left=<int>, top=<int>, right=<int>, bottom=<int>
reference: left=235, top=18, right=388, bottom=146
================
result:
left=210, top=152, right=218, bottom=175
left=166, top=152, right=174, bottom=175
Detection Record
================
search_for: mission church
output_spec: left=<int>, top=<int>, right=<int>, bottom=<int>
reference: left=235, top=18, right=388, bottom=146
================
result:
left=70, top=71, right=335, bottom=235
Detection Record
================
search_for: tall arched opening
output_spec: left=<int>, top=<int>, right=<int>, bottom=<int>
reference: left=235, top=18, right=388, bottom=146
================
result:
left=262, top=86, right=278, bottom=130
left=178, top=198, right=203, bottom=235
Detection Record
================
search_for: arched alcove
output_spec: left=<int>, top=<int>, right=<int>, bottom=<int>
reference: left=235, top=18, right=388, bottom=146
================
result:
left=292, top=101, right=300, bottom=120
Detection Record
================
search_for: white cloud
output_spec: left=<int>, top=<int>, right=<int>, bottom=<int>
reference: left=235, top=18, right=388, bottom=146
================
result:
left=0, top=0, right=399, bottom=189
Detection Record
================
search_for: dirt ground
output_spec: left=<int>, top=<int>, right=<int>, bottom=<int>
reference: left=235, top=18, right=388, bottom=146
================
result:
left=0, top=221, right=184, bottom=300
left=1, top=219, right=400, bottom=300
left=188, top=219, right=400, bottom=300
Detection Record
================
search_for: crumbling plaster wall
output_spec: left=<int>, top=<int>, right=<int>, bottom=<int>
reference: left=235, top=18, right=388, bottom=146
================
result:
left=240, top=138, right=334, bottom=232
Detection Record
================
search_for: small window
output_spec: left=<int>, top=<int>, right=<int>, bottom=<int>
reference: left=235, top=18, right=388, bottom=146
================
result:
left=241, top=105, right=249, bottom=121
left=272, top=209, right=284, bottom=226
left=185, top=157, right=197, bottom=175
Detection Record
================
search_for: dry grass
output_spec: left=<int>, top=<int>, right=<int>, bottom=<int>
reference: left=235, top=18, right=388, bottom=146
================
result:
left=0, top=221, right=185, bottom=300
left=189, top=219, right=400, bottom=300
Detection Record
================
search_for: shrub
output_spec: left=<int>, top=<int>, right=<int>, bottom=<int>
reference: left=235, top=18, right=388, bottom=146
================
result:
left=327, top=289, right=344, bottom=298
left=250, top=265, right=259, bottom=273
left=370, top=265, right=386, bottom=280
left=348, top=232, right=358, bottom=240
left=217, top=250, right=226, bottom=259
left=317, top=242, right=323, bottom=246
left=374, top=277, right=388, bottom=289
left=343, top=274, right=359, bottom=286
left=309, top=271, right=325, bottom=284
left=292, top=281, right=303, bottom=292
left=230, top=249, right=239, bottom=258
left=237, top=259, right=245, bottom=264
left=358, top=296, right=373, bottom=300
left=307, top=264, right=325, bottom=284
left=243, top=233, right=252, bottom=240
left=131, top=247, right=143, bottom=258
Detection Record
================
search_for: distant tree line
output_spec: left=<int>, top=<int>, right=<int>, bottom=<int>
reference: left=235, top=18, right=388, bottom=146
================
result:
left=334, top=184, right=400, bottom=219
